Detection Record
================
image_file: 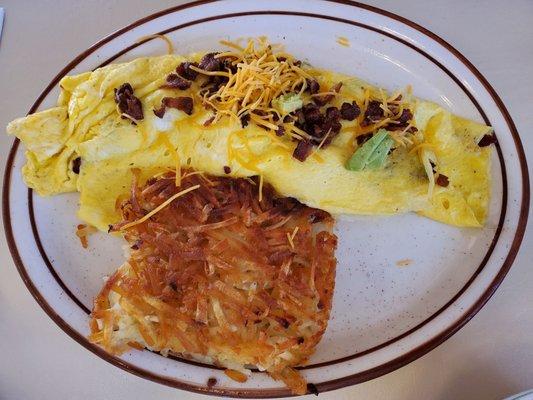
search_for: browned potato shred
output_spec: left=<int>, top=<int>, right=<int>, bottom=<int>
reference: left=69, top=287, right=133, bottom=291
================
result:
left=89, top=169, right=337, bottom=394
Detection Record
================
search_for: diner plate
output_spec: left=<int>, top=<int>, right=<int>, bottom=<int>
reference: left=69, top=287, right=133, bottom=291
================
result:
left=3, top=0, right=529, bottom=397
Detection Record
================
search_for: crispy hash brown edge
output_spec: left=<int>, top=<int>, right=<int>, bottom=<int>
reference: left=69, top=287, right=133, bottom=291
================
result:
left=89, top=169, right=337, bottom=394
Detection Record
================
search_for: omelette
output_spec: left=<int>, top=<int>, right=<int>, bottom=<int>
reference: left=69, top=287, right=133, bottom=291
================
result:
left=7, top=39, right=494, bottom=231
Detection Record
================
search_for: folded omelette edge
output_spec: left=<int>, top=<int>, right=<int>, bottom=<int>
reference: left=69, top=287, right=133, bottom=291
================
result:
left=6, top=55, right=492, bottom=230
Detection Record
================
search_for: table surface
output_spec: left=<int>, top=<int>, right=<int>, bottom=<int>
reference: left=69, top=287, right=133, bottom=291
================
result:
left=0, top=1, right=531, bottom=399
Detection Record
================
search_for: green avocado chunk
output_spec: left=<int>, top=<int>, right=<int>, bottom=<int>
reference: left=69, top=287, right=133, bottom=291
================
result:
left=271, top=93, right=303, bottom=115
left=346, top=129, right=394, bottom=171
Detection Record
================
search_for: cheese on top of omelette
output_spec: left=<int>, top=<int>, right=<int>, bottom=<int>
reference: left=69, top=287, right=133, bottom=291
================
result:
left=7, top=39, right=493, bottom=231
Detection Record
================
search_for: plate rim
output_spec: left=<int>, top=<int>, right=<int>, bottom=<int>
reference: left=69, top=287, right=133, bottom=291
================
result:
left=2, top=0, right=530, bottom=397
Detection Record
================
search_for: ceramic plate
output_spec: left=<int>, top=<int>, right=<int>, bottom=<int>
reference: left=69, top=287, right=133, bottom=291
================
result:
left=3, top=0, right=529, bottom=397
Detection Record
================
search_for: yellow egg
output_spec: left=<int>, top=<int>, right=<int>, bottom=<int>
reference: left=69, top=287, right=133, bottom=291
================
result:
left=6, top=54, right=492, bottom=231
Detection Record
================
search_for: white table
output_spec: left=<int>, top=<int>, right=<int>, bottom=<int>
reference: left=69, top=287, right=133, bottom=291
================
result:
left=0, top=1, right=531, bottom=399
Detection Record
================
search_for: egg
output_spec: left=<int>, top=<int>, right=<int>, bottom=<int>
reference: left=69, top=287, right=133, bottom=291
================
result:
left=7, top=54, right=492, bottom=231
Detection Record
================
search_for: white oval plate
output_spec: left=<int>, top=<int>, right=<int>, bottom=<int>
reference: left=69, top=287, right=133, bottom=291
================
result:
left=3, top=0, right=529, bottom=397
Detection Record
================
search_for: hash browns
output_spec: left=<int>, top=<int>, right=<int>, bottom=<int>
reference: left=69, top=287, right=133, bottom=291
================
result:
left=89, top=170, right=337, bottom=394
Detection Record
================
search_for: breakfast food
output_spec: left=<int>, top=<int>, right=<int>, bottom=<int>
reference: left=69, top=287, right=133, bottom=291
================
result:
left=7, top=38, right=494, bottom=232
left=89, top=170, right=337, bottom=394
left=6, top=37, right=496, bottom=394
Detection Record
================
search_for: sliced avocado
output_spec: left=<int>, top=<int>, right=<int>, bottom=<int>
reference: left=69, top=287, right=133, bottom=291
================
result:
left=346, top=129, right=394, bottom=171
left=272, top=93, right=303, bottom=115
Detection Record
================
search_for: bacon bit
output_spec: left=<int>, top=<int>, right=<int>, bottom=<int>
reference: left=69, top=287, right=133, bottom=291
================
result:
left=325, top=106, right=341, bottom=123
left=153, top=106, right=165, bottom=118
left=306, top=79, right=320, bottom=94
left=340, top=102, right=360, bottom=121
left=301, top=103, right=321, bottom=124
left=167, top=96, right=193, bottom=114
left=176, top=61, right=199, bottom=81
left=224, top=369, right=248, bottom=383
left=478, top=134, right=497, bottom=147
left=240, top=113, right=251, bottom=128
left=293, top=140, right=313, bottom=162
left=153, top=96, right=194, bottom=118
left=363, top=100, right=384, bottom=125
left=114, top=83, right=143, bottom=122
left=290, top=101, right=341, bottom=151
left=356, top=132, right=373, bottom=145
left=72, top=157, right=82, bottom=174
left=199, top=53, right=222, bottom=71
left=312, top=82, right=342, bottom=106
left=161, top=73, right=191, bottom=90
left=398, top=109, right=413, bottom=124
left=436, top=174, right=449, bottom=187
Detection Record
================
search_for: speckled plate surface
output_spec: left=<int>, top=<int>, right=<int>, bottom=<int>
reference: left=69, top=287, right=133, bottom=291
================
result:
left=3, top=0, right=529, bottom=397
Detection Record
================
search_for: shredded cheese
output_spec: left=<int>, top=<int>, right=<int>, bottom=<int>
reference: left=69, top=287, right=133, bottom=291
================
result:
left=415, top=146, right=438, bottom=196
left=258, top=174, right=264, bottom=202
left=286, top=226, right=300, bottom=250
left=119, top=113, right=141, bottom=125
left=409, top=142, right=436, bottom=155
left=194, top=38, right=309, bottom=128
left=316, top=129, right=332, bottom=151
left=308, top=129, right=332, bottom=161
left=189, top=66, right=230, bottom=77
left=291, top=227, right=299, bottom=243
left=291, top=226, right=299, bottom=239
left=286, top=232, right=295, bottom=250
left=159, top=134, right=181, bottom=186
left=135, top=34, right=174, bottom=54
left=379, top=89, right=391, bottom=117
left=218, top=39, right=245, bottom=51
left=120, top=185, right=200, bottom=230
